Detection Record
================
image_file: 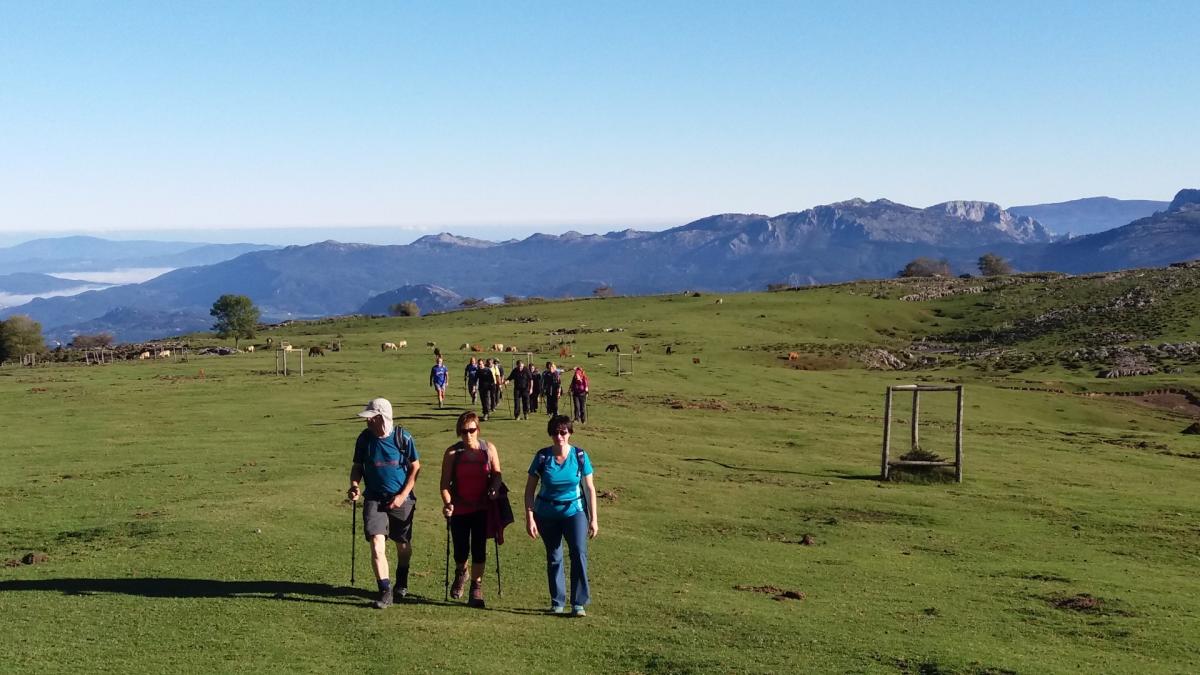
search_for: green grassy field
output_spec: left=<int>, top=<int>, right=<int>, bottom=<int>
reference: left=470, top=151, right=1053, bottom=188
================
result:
left=3, top=284, right=1199, bottom=673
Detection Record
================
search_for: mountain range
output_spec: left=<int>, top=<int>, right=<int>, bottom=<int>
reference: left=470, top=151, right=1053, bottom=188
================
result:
left=0, top=236, right=278, bottom=274
left=2, top=192, right=1194, bottom=344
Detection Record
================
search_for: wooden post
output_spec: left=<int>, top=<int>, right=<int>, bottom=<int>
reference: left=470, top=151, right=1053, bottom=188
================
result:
left=911, top=389, right=920, bottom=452
left=954, top=385, right=965, bottom=483
left=299, top=351, right=304, bottom=378
left=881, top=387, right=893, bottom=479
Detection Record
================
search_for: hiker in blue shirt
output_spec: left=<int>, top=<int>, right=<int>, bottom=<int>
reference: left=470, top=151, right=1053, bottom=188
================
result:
left=524, top=414, right=599, bottom=617
left=429, top=356, right=449, bottom=408
left=347, top=398, right=421, bottom=609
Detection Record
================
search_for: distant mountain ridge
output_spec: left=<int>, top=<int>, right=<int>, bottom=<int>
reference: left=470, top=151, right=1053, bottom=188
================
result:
left=5, top=191, right=1197, bottom=343
left=0, top=236, right=278, bottom=273
left=1009, top=197, right=1169, bottom=237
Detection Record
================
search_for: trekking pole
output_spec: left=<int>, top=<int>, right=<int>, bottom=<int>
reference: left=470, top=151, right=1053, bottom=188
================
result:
left=494, top=539, right=502, bottom=598
left=444, top=518, right=451, bottom=602
left=350, top=499, right=357, bottom=586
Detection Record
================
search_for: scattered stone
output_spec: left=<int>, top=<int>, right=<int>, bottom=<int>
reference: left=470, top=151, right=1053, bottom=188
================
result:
left=800, top=534, right=816, bottom=546
left=597, top=490, right=619, bottom=502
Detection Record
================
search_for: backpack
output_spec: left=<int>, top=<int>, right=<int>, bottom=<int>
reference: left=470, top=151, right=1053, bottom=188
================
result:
left=534, top=446, right=590, bottom=517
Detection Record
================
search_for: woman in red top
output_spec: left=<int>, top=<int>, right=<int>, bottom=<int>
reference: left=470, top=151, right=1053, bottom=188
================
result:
left=570, top=367, right=590, bottom=423
left=440, top=411, right=503, bottom=607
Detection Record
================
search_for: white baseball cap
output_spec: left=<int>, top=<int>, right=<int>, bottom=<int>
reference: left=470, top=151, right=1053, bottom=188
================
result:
left=357, top=397, right=393, bottom=420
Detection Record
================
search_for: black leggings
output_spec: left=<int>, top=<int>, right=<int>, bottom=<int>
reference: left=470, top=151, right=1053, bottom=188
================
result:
left=450, top=510, right=488, bottom=564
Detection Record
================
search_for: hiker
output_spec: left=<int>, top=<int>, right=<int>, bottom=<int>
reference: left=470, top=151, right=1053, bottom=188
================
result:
left=440, top=411, right=503, bottom=608
left=477, top=359, right=497, bottom=420
left=347, top=397, right=421, bottom=609
left=509, top=360, right=533, bottom=420
left=494, top=360, right=505, bottom=407
left=464, top=356, right=480, bottom=405
left=542, top=362, right=561, bottom=416
left=529, top=362, right=542, bottom=413
left=430, top=356, right=449, bottom=408
left=569, top=366, right=589, bottom=423
left=525, top=415, right=598, bottom=616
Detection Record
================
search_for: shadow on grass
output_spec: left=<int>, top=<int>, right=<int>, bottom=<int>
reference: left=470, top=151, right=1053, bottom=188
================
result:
left=0, top=578, right=373, bottom=605
left=830, top=473, right=883, bottom=481
left=682, top=457, right=809, bottom=475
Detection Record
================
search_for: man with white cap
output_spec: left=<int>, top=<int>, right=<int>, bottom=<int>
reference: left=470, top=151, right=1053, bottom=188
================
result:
left=347, top=397, right=421, bottom=609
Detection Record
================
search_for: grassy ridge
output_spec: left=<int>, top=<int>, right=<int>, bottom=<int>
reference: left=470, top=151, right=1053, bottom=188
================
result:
left=2, top=285, right=1199, bottom=673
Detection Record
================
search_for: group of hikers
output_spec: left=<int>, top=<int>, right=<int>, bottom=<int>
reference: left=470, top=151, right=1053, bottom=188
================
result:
left=347, top=398, right=598, bottom=616
left=455, top=356, right=591, bottom=424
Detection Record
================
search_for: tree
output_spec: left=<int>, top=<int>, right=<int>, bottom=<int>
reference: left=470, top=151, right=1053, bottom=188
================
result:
left=389, top=301, right=419, bottom=317
left=210, top=294, right=260, bottom=348
left=0, top=315, right=46, bottom=361
left=71, top=332, right=115, bottom=349
left=977, top=253, right=1014, bottom=276
left=898, top=257, right=952, bottom=278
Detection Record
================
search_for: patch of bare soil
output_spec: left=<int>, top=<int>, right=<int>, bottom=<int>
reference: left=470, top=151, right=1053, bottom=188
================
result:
left=5, top=551, right=49, bottom=566
left=733, top=584, right=806, bottom=601
left=665, top=397, right=730, bottom=411
left=1124, top=392, right=1200, bottom=417
left=1050, top=593, right=1102, bottom=612
left=596, top=489, right=619, bottom=502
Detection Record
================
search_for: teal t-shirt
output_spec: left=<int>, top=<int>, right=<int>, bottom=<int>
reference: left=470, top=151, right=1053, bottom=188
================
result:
left=528, top=446, right=593, bottom=519
left=354, top=428, right=419, bottom=500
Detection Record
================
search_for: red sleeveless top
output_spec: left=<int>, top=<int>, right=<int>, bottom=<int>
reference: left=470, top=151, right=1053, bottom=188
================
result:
left=451, top=441, right=491, bottom=515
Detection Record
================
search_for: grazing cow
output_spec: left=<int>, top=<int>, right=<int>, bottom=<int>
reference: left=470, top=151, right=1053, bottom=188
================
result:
left=396, top=340, right=408, bottom=349
left=266, top=337, right=274, bottom=345
left=666, top=345, right=673, bottom=355
left=459, top=343, right=470, bottom=350
left=309, top=346, right=325, bottom=357
left=558, top=346, right=572, bottom=358
left=158, top=350, right=172, bottom=359
left=328, top=342, right=341, bottom=352
left=492, top=343, right=504, bottom=352
left=471, top=344, right=483, bottom=352
left=605, top=344, right=619, bottom=352
left=382, top=342, right=399, bottom=351
left=245, top=345, right=254, bottom=353
left=138, top=351, right=151, bottom=360
left=632, top=344, right=641, bottom=354
left=714, top=298, right=723, bottom=305
left=426, top=341, right=436, bottom=347
left=506, top=345, right=519, bottom=353
left=692, top=357, right=700, bottom=364
left=787, top=351, right=799, bottom=361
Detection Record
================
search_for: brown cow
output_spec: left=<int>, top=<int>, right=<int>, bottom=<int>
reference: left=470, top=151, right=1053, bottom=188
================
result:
left=309, top=346, right=325, bottom=357
left=632, top=344, right=641, bottom=354
left=787, top=351, right=799, bottom=361
left=558, top=346, right=572, bottom=357
left=471, top=344, right=484, bottom=352
left=692, top=357, right=700, bottom=364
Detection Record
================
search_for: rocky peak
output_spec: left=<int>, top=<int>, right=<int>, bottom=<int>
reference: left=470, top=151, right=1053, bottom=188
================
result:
left=1168, top=189, right=1200, bottom=213
left=934, top=201, right=1004, bottom=222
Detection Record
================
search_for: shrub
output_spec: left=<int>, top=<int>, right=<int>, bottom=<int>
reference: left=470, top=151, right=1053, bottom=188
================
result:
left=978, top=253, right=1014, bottom=276
left=0, top=315, right=46, bottom=361
left=390, top=301, right=420, bottom=317
left=70, top=333, right=115, bottom=349
left=898, top=257, right=952, bottom=278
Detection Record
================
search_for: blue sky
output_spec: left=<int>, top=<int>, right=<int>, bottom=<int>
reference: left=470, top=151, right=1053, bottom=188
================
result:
left=0, top=1, right=1196, bottom=244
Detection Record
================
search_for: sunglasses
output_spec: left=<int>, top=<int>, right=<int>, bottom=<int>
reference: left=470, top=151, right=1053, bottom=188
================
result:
left=461, top=427, right=479, bottom=434
left=554, top=429, right=571, bottom=436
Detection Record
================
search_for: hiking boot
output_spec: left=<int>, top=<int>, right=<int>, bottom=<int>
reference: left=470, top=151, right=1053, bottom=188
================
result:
left=450, top=570, right=467, bottom=599
left=468, top=580, right=485, bottom=608
left=393, top=586, right=408, bottom=602
left=572, top=605, right=586, bottom=617
left=372, top=589, right=394, bottom=609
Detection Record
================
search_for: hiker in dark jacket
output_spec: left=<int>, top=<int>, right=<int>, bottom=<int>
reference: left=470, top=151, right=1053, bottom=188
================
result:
left=440, top=411, right=503, bottom=608
left=529, top=363, right=542, bottom=413
left=508, top=360, right=534, bottom=420
left=477, top=359, right=497, bottom=421
left=464, top=357, right=480, bottom=404
left=542, top=362, right=561, bottom=416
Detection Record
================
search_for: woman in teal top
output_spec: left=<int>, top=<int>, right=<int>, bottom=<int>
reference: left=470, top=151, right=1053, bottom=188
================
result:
left=524, top=414, right=599, bottom=616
